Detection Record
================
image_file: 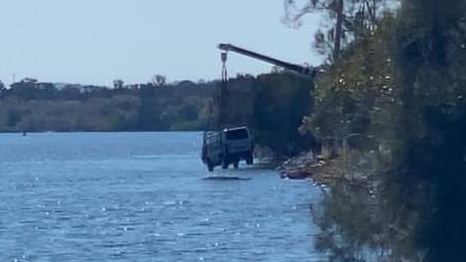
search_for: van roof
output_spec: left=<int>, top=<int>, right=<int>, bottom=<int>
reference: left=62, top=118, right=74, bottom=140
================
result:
left=223, top=126, right=248, bottom=132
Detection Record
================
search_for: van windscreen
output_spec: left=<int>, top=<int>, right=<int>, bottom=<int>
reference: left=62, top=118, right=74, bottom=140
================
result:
left=225, top=129, right=249, bottom=140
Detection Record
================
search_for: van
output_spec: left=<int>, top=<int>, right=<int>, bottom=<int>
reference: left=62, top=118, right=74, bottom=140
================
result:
left=201, top=126, right=254, bottom=172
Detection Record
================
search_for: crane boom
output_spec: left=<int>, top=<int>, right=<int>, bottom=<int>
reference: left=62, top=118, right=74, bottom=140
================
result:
left=218, top=43, right=315, bottom=78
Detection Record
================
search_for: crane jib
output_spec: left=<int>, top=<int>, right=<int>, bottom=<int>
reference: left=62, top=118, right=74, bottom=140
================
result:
left=217, top=43, right=315, bottom=77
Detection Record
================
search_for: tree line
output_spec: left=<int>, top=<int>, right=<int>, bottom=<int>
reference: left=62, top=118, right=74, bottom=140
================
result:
left=0, top=77, right=212, bottom=132
left=0, top=73, right=315, bottom=158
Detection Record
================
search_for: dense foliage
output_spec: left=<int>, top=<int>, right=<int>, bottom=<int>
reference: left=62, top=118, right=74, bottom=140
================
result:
left=293, top=0, right=466, bottom=261
left=218, top=73, right=315, bottom=158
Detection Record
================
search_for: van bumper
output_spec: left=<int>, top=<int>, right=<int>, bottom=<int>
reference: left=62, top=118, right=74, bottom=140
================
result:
left=225, top=151, right=252, bottom=161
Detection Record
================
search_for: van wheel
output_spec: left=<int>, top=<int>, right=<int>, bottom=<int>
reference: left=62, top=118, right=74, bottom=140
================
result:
left=246, top=153, right=253, bottom=165
left=221, top=158, right=228, bottom=169
left=233, top=161, right=239, bottom=169
left=207, top=160, right=214, bottom=172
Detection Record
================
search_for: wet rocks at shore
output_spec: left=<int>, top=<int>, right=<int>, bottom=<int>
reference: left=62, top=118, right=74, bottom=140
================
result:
left=277, top=152, right=326, bottom=180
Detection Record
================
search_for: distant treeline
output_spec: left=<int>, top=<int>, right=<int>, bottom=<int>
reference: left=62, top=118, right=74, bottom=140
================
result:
left=0, top=73, right=314, bottom=157
left=0, top=78, right=213, bottom=132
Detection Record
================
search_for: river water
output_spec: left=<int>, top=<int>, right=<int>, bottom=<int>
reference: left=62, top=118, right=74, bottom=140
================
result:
left=0, top=132, right=321, bottom=261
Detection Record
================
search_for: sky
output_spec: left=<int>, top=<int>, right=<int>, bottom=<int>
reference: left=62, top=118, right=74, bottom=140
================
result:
left=0, top=0, right=322, bottom=86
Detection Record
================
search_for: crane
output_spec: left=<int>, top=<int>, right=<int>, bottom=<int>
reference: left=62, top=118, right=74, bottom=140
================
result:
left=215, top=43, right=317, bottom=128
left=217, top=43, right=317, bottom=78
left=201, top=43, right=319, bottom=171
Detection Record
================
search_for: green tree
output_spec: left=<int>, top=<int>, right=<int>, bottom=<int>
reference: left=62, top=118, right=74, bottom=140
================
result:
left=113, top=79, right=124, bottom=89
left=252, top=73, right=314, bottom=157
left=284, top=0, right=391, bottom=61
left=301, top=1, right=466, bottom=260
left=151, top=74, right=167, bottom=87
left=0, top=79, right=6, bottom=100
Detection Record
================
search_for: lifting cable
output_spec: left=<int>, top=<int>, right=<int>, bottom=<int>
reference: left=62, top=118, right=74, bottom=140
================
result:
left=219, top=51, right=228, bottom=128
left=205, top=51, right=228, bottom=132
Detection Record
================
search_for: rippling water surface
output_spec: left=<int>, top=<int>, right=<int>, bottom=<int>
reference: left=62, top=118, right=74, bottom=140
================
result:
left=0, top=132, right=321, bottom=261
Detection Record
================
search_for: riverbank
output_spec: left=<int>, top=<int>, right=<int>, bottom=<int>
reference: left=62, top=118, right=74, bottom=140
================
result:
left=279, top=150, right=392, bottom=260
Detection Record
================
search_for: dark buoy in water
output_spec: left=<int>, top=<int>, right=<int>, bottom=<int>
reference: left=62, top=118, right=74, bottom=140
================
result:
left=203, top=176, right=251, bottom=181
left=22, top=131, right=27, bottom=136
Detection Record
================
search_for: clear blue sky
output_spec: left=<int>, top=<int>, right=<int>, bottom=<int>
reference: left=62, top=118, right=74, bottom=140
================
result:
left=0, top=0, right=321, bottom=86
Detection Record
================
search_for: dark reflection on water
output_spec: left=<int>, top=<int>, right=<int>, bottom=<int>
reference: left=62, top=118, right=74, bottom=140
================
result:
left=202, top=176, right=251, bottom=181
left=0, top=132, right=321, bottom=261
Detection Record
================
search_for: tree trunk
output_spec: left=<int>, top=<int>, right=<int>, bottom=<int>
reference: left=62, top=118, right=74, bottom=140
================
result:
left=334, top=0, right=344, bottom=61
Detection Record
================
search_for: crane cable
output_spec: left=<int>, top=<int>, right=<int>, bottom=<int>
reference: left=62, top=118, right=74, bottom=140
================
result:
left=202, top=50, right=229, bottom=163
left=205, top=51, right=228, bottom=132
left=205, top=50, right=228, bottom=133
left=219, top=51, right=228, bottom=128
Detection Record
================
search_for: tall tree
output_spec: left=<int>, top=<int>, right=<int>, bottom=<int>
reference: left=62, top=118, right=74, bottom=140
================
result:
left=284, top=0, right=392, bottom=61
left=113, top=79, right=124, bottom=89
left=303, top=0, right=466, bottom=260
left=0, top=79, right=5, bottom=100
left=151, top=74, right=167, bottom=87
left=393, top=1, right=466, bottom=261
